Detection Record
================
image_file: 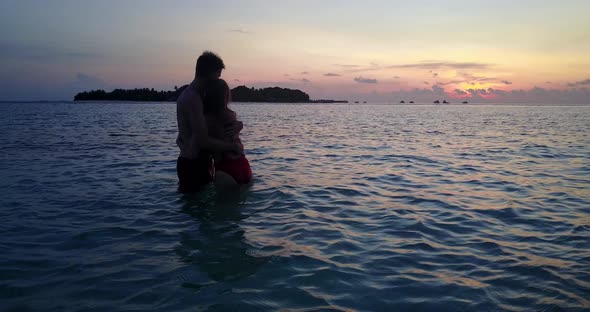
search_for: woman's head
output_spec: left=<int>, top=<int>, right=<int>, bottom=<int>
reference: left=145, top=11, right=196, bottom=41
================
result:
left=202, top=79, right=230, bottom=115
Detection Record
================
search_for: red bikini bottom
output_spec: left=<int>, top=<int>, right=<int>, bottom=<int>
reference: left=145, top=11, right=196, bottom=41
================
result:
left=216, top=155, right=252, bottom=184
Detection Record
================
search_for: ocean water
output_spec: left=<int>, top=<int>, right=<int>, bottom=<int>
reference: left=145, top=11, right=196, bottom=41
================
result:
left=0, top=102, right=589, bottom=312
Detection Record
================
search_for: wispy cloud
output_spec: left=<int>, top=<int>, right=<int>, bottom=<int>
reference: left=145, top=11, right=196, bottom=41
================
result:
left=354, top=77, right=377, bottom=84
left=61, top=73, right=109, bottom=99
left=0, top=72, right=89, bottom=101
left=460, top=72, right=496, bottom=82
left=0, top=42, right=103, bottom=61
left=389, top=61, right=491, bottom=70
left=72, top=73, right=105, bottom=86
left=567, top=78, right=590, bottom=87
left=334, top=64, right=361, bottom=68
left=228, top=28, right=251, bottom=34
left=324, top=73, right=341, bottom=77
left=378, top=86, right=590, bottom=104
left=451, top=86, right=590, bottom=103
left=342, top=61, right=492, bottom=74
left=300, top=71, right=309, bottom=75
left=437, top=79, right=467, bottom=86
left=435, top=72, right=512, bottom=86
left=290, top=78, right=310, bottom=83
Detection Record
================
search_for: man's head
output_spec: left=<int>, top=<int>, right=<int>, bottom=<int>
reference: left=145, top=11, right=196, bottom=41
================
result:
left=195, top=51, right=225, bottom=79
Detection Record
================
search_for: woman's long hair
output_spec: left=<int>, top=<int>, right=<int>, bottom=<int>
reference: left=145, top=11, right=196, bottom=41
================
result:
left=201, top=79, right=230, bottom=116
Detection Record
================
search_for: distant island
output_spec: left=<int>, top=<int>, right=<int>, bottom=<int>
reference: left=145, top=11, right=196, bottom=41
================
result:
left=74, top=85, right=347, bottom=103
left=74, top=86, right=186, bottom=102
left=231, top=86, right=309, bottom=102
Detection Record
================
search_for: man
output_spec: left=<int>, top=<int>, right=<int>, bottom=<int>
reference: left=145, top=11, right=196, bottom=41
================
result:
left=176, top=51, right=242, bottom=192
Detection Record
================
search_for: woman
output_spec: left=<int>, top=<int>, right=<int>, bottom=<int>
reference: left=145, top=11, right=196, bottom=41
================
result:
left=201, top=79, right=252, bottom=186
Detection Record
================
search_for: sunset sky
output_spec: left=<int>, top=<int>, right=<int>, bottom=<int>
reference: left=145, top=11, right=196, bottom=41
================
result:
left=1, top=0, right=589, bottom=103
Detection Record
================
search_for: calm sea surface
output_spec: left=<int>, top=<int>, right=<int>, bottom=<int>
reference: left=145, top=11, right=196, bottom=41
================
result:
left=1, top=102, right=589, bottom=312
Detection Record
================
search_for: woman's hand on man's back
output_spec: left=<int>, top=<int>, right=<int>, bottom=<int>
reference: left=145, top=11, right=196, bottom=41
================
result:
left=225, top=121, right=243, bottom=137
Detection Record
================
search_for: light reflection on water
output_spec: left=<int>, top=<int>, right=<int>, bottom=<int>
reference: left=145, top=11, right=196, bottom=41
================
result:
left=0, top=102, right=589, bottom=311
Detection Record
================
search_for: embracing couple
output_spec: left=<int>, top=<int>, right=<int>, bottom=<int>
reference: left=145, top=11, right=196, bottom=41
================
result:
left=176, top=51, right=252, bottom=193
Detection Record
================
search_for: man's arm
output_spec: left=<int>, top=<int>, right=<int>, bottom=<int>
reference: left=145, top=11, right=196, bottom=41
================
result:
left=188, top=95, right=241, bottom=153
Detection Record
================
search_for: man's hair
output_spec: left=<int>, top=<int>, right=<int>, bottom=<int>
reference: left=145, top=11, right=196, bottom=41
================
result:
left=195, top=51, right=225, bottom=78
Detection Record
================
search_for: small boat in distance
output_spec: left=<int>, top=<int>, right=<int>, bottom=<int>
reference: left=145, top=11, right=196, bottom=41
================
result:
left=462, top=101, right=469, bottom=104
left=409, top=101, right=414, bottom=103
left=443, top=100, right=449, bottom=104
left=354, top=101, right=359, bottom=103
left=400, top=100, right=405, bottom=103
left=434, top=100, right=440, bottom=104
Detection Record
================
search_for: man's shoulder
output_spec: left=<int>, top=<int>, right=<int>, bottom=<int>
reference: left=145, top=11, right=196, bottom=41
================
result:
left=177, top=83, right=201, bottom=106
left=179, top=82, right=201, bottom=100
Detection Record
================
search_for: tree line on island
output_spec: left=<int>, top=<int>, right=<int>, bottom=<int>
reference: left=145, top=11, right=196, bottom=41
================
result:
left=74, top=86, right=470, bottom=104
left=74, top=85, right=348, bottom=103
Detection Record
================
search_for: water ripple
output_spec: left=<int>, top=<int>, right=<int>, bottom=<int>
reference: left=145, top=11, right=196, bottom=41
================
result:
left=0, top=103, right=589, bottom=311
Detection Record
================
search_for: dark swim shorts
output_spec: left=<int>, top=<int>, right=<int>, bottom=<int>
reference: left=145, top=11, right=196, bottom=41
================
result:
left=177, top=154, right=214, bottom=193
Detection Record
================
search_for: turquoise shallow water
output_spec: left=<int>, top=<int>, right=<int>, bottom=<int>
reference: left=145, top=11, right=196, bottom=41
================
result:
left=0, top=102, right=589, bottom=312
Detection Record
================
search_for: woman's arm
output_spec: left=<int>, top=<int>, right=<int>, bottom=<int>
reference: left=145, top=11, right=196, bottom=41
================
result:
left=224, top=110, right=243, bottom=137
left=188, top=95, right=240, bottom=154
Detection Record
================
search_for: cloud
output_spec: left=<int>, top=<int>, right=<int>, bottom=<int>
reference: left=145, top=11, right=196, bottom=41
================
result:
left=0, top=42, right=103, bottom=61
left=0, top=72, right=110, bottom=101
left=437, top=79, right=466, bottom=86
left=354, top=77, right=377, bottom=84
left=341, top=61, right=492, bottom=74
left=64, top=52, right=103, bottom=59
left=388, top=61, right=491, bottom=70
left=59, top=73, right=109, bottom=99
left=423, top=81, right=430, bottom=85
left=290, top=78, right=310, bottom=83
left=324, top=73, right=341, bottom=77
left=301, top=71, right=309, bottom=75
left=228, top=28, right=250, bottom=34
left=567, top=78, right=590, bottom=87
left=233, top=79, right=241, bottom=82
left=460, top=72, right=497, bottom=82
left=71, top=73, right=105, bottom=87
left=394, top=76, right=401, bottom=79
left=370, top=86, right=590, bottom=104
left=468, top=88, right=488, bottom=96
left=334, top=64, right=361, bottom=68
left=322, top=84, right=589, bottom=104
left=432, top=72, right=439, bottom=78
left=434, top=72, right=513, bottom=87
left=455, top=86, right=589, bottom=103
left=432, top=85, right=445, bottom=95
